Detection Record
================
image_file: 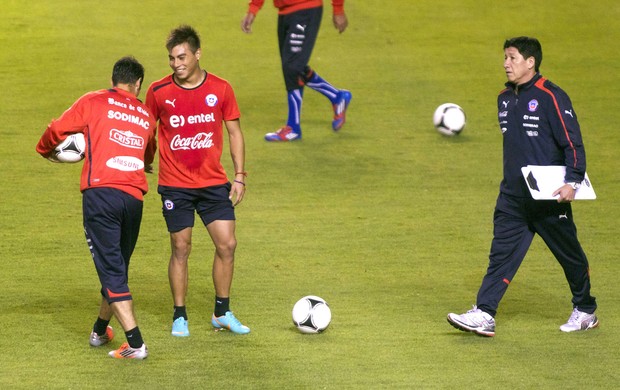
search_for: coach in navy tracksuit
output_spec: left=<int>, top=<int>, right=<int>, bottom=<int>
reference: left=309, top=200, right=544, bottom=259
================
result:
left=447, top=37, right=598, bottom=337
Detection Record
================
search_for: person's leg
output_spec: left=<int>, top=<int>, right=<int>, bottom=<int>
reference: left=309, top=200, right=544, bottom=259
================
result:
left=169, top=228, right=192, bottom=307
left=196, top=184, right=250, bottom=334
left=167, top=228, right=192, bottom=336
left=266, top=7, right=323, bottom=141
left=476, top=196, right=533, bottom=317
left=159, top=186, right=197, bottom=336
left=107, top=298, right=148, bottom=359
left=532, top=201, right=598, bottom=332
left=207, top=220, right=250, bottom=334
left=83, top=188, right=147, bottom=357
left=90, top=297, right=114, bottom=347
left=447, top=194, right=532, bottom=337
left=207, top=220, right=237, bottom=299
left=533, top=201, right=596, bottom=312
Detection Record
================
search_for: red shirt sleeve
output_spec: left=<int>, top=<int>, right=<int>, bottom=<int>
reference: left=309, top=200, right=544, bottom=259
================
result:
left=248, top=0, right=265, bottom=15
left=36, top=93, right=91, bottom=158
left=144, top=86, right=159, bottom=166
left=332, top=0, right=345, bottom=15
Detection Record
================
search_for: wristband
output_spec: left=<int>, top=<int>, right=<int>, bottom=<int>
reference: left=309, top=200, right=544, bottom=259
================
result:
left=235, top=171, right=248, bottom=177
left=234, top=179, right=245, bottom=186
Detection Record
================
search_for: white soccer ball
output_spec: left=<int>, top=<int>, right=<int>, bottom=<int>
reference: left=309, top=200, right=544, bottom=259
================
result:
left=433, top=103, right=466, bottom=136
left=54, top=133, right=86, bottom=163
left=292, top=295, right=332, bottom=334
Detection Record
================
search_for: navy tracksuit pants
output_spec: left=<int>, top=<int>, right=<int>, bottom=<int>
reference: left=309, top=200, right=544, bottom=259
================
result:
left=82, top=187, right=143, bottom=304
left=278, top=6, right=322, bottom=91
left=476, top=192, right=596, bottom=317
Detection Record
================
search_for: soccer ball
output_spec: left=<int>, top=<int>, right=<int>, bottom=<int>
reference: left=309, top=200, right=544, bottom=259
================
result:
left=54, top=133, right=86, bottom=163
left=433, top=103, right=466, bottom=136
left=292, top=295, right=332, bottom=334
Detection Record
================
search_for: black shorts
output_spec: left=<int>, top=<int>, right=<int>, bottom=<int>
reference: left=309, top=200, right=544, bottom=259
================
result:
left=82, top=187, right=143, bottom=303
left=158, top=184, right=235, bottom=233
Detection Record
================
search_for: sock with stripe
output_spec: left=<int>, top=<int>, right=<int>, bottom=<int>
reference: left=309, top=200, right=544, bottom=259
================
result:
left=304, top=69, right=339, bottom=104
left=286, top=89, right=303, bottom=134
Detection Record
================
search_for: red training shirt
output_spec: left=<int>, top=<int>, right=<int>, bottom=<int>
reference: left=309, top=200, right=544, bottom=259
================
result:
left=248, top=0, right=345, bottom=15
left=36, top=88, right=156, bottom=201
left=145, top=72, right=241, bottom=189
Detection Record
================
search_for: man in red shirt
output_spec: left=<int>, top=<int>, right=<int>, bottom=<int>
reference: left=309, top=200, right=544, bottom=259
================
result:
left=36, top=57, right=155, bottom=359
left=241, top=0, right=352, bottom=141
left=145, top=25, right=249, bottom=336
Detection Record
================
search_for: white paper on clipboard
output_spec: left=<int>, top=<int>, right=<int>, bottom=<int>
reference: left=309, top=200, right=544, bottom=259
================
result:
left=520, top=165, right=596, bottom=200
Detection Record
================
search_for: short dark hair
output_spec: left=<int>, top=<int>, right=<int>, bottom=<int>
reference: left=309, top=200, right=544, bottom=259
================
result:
left=504, top=36, right=543, bottom=72
left=112, top=56, right=145, bottom=86
left=166, top=25, right=201, bottom=53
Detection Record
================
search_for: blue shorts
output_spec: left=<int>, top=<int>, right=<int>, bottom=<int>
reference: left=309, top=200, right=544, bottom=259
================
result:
left=82, top=187, right=143, bottom=303
left=158, top=184, right=235, bottom=233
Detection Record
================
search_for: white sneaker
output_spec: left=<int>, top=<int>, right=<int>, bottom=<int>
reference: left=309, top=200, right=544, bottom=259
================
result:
left=447, top=305, right=495, bottom=337
left=89, top=326, right=114, bottom=347
left=108, top=342, right=148, bottom=359
left=560, top=308, right=599, bottom=332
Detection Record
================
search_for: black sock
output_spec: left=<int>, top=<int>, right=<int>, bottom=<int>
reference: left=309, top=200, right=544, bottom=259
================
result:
left=125, top=327, right=144, bottom=349
left=214, top=296, right=230, bottom=317
left=173, top=306, right=187, bottom=321
left=93, top=317, right=110, bottom=336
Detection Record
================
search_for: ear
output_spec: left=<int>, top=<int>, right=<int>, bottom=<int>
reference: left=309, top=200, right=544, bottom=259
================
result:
left=527, top=56, right=536, bottom=70
left=195, top=48, right=202, bottom=61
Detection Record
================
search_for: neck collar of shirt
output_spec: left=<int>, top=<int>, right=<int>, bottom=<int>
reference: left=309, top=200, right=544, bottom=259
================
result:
left=108, top=87, right=137, bottom=99
left=505, top=72, right=541, bottom=93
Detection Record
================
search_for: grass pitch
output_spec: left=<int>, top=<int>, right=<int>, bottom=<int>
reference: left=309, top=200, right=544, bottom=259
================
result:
left=1, top=0, right=620, bottom=388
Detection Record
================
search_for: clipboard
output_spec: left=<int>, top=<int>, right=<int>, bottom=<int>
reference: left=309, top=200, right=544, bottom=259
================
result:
left=520, top=165, right=596, bottom=200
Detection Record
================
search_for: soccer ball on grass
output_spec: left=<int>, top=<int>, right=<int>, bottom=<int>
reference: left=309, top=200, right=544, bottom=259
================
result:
left=292, top=295, right=332, bottom=334
left=433, top=103, right=466, bottom=136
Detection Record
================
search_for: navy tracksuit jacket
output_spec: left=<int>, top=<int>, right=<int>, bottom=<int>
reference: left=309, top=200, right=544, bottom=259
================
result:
left=476, top=73, right=596, bottom=317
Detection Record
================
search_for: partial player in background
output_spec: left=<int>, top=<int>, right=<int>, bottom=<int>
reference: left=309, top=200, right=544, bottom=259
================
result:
left=145, top=25, right=250, bottom=337
left=241, top=0, right=352, bottom=141
left=36, top=56, right=155, bottom=359
left=447, top=37, right=598, bottom=337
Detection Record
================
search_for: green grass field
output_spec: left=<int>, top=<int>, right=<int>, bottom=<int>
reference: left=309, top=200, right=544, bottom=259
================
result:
left=2, top=0, right=620, bottom=388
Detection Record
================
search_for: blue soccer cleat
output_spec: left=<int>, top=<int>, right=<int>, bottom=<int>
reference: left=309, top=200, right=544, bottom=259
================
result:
left=211, top=311, right=250, bottom=334
left=332, top=90, right=352, bottom=131
left=171, top=317, right=189, bottom=337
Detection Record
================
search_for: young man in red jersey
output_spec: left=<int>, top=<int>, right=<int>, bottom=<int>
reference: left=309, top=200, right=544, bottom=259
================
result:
left=36, top=57, right=155, bottom=359
left=145, top=25, right=249, bottom=336
left=241, top=0, right=352, bottom=141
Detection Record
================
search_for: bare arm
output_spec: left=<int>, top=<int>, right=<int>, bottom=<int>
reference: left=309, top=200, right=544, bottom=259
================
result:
left=225, top=119, right=246, bottom=206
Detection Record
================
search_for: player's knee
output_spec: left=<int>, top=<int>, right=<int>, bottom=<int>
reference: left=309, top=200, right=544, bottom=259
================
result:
left=216, top=237, right=237, bottom=258
left=171, top=237, right=192, bottom=260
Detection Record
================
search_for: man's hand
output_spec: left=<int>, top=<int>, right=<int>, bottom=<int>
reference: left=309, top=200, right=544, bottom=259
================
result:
left=229, top=179, right=246, bottom=206
left=241, top=13, right=255, bottom=33
left=333, top=13, right=348, bottom=33
left=553, top=184, right=576, bottom=203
